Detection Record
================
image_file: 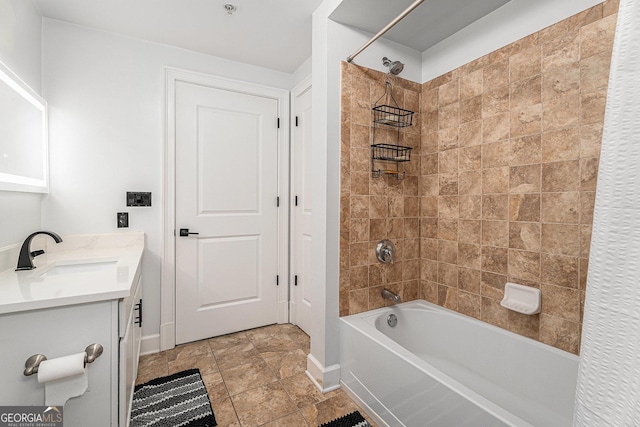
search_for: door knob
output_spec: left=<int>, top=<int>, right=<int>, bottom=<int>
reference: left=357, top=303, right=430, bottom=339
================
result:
left=179, top=228, right=200, bottom=237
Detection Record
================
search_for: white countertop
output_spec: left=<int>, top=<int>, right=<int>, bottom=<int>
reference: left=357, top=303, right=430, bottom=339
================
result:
left=0, top=232, right=144, bottom=315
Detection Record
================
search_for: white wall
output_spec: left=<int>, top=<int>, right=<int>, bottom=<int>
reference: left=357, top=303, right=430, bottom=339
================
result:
left=293, top=56, right=312, bottom=88
left=40, top=19, right=294, bottom=348
left=421, top=0, right=602, bottom=82
left=0, top=0, right=43, bottom=248
left=0, top=0, right=41, bottom=91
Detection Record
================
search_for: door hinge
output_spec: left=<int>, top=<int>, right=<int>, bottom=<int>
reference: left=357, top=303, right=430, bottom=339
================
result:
left=276, top=275, right=279, bottom=286
left=277, top=118, right=280, bottom=128
left=277, top=196, right=280, bottom=207
left=295, top=116, right=299, bottom=127
left=295, top=195, right=298, bottom=206
left=294, top=275, right=298, bottom=286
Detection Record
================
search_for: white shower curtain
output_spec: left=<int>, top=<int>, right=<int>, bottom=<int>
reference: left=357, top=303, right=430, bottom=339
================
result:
left=574, top=0, right=640, bottom=425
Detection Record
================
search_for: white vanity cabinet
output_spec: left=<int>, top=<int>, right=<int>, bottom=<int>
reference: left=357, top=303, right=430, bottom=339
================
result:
left=0, top=232, right=145, bottom=427
left=0, top=275, right=142, bottom=426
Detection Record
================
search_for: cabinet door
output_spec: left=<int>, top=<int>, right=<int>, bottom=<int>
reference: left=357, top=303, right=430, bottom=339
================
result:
left=120, top=276, right=142, bottom=427
left=0, top=302, right=115, bottom=426
left=119, top=322, right=132, bottom=427
left=132, top=282, right=142, bottom=386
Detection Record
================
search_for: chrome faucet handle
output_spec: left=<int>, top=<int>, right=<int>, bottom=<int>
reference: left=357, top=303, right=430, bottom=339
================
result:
left=376, top=240, right=395, bottom=264
left=383, top=247, right=394, bottom=264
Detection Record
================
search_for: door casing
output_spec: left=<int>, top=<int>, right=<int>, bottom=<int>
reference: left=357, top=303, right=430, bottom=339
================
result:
left=161, top=67, right=290, bottom=350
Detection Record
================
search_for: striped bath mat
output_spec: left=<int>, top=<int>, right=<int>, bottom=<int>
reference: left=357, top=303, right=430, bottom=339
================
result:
left=320, top=411, right=371, bottom=427
left=131, top=369, right=217, bottom=427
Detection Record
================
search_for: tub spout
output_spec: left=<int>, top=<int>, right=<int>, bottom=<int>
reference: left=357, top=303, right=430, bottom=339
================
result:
left=381, top=288, right=402, bottom=305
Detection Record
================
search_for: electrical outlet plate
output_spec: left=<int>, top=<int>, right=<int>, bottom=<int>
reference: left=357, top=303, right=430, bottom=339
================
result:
left=117, top=212, right=129, bottom=228
left=126, top=192, right=151, bottom=207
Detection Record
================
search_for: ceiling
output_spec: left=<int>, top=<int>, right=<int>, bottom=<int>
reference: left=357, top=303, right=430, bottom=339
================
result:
left=330, top=0, right=512, bottom=52
left=33, top=0, right=324, bottom=74
left=33, top=0, right=512, bottom=74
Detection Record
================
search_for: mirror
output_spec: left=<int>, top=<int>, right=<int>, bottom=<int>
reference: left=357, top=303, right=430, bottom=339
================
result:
left=0, top=60, right=48, bottom=192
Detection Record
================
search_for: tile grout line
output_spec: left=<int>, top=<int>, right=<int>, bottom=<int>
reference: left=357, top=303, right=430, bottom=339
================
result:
left=249, top=333, right=303, bottom=427
left=256, top=329, right=314, bottom=426
left=211, top=327, right=308, bottom=426
left=206, top=338, right=240, bottom=425
left=257, top=347, right=304, bottom=426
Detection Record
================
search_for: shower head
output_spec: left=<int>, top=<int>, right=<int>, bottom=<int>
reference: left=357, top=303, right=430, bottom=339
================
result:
left=382, top=57, right=404, bottom=75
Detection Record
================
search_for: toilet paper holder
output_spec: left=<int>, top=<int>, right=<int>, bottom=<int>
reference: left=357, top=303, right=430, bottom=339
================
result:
left=23, top=343, right=103, bottom=376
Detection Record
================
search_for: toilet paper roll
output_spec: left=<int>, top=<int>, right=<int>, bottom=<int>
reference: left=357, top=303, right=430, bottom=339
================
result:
left=37, top=352, right=88, bottom=406
left=37, top=353, right=86, bottom=383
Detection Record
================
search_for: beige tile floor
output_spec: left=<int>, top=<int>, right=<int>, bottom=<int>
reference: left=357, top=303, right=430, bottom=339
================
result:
left=136, top=323, right=378, bottom=427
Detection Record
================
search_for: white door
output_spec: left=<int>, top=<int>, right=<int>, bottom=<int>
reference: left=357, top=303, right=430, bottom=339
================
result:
left=175, top=80, right=280, bottom=344
left=290, top=80, right=312, bottom=335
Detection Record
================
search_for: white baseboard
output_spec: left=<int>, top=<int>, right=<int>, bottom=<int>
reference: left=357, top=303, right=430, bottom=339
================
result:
left=160, top=322, right=175, bottom=351
left=306, top=353, right=341, bottom=393
left=288, top=301, right=297, bottom=324
left=277, top=299, right=289, bottom=324
left=140, top=334, right=160, bottom=355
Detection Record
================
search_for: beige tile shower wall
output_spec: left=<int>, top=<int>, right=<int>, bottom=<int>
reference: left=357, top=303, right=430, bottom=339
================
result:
left=339, top=63, right=422, bottom=317
left=419, top=1, right=618, bottom=354
left=339, top=1, right=618, bottom=355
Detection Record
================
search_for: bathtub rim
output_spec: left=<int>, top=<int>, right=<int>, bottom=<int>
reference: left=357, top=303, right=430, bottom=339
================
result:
left=340, top=299, right=579, bottom=427
left=347, top=299, right=579, bottom=361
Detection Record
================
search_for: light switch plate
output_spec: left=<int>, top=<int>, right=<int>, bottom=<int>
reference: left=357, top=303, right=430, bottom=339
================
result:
left=117, top=212, right=129, bottom=228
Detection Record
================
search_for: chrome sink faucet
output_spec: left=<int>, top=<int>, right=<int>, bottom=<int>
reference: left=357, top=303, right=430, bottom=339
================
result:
left=15, top=231, right=63, bottom=271
left=381, top=288, right=402, bottom=305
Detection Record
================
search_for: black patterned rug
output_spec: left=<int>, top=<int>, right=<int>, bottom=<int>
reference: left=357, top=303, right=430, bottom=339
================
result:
left=320, top=411, right=372, bottom=427
left=130, top=369, right=217, bottom=427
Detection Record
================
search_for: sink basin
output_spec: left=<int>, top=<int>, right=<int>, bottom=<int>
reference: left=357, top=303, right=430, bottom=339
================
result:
left=36, top=258, right=118, bottom=277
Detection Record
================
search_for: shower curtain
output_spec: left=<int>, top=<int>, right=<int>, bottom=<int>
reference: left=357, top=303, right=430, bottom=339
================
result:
left=574, top=0, right=640, bottom=425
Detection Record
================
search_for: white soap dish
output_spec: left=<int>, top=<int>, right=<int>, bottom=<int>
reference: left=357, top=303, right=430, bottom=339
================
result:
left=500, top=282, right=541, bottom=315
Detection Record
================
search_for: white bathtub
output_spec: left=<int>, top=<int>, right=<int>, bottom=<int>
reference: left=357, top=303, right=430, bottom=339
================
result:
left=340, top=300, right=579, bottom=427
